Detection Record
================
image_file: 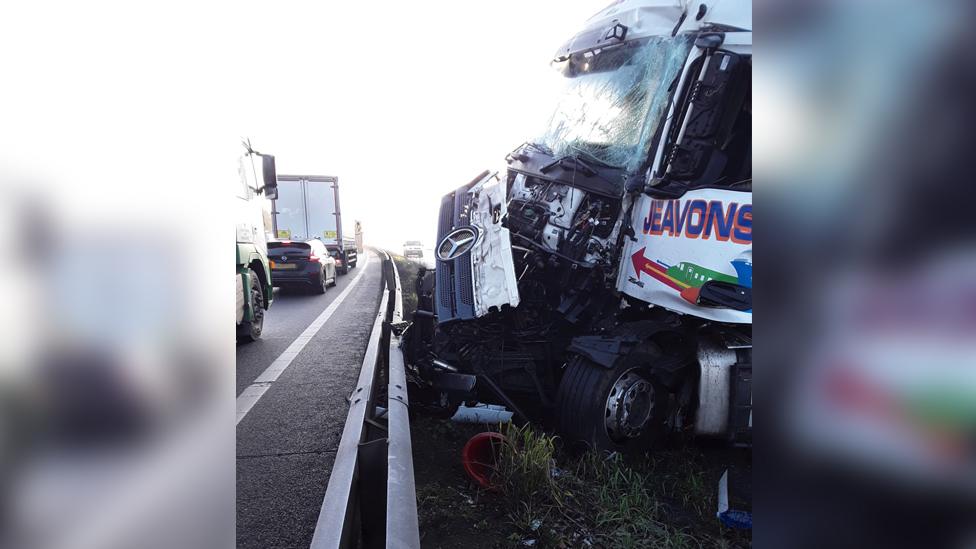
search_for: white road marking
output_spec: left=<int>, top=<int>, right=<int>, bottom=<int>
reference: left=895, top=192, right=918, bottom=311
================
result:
left=236, top=253, right=373, bottom=425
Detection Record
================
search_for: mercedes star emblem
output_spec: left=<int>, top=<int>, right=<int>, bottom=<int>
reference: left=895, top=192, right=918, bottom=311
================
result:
left=436, top=227, right=478, bottom=261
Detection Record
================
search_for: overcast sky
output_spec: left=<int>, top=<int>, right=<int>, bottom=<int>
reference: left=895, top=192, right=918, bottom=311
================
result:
left=1, top=1, right=605, bottom=252
left=244, top=1, right=606, bottom=250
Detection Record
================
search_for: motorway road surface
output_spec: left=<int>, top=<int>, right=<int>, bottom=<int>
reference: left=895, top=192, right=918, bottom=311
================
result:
left=237, top=250, right=383, bottom=549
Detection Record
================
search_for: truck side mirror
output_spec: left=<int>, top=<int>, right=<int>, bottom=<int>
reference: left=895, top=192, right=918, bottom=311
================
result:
left=262, top=155, right=278, bottom=199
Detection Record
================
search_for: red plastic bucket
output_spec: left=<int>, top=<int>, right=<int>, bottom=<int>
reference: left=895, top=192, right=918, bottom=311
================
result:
left=461, top=432, right=507, bottom=490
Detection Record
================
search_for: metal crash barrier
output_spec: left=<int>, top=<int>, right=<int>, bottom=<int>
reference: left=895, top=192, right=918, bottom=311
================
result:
left=310, top=251, right=420, bottom=549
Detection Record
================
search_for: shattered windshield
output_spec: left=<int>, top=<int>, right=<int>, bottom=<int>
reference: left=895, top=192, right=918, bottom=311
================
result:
left=538, top=35, right=693, bottom=173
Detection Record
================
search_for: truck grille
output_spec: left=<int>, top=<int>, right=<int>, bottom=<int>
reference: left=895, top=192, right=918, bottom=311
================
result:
left=435, top=186, right=476, bottom=323
left=438, top=262, right=454, bottom=309
left=458, top=260, right=473, bottom=306
left=438, top=194, right=454, bottom=236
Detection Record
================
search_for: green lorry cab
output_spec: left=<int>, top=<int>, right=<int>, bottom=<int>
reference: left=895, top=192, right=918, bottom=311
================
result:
left=236, top=144, right=278, bottom=343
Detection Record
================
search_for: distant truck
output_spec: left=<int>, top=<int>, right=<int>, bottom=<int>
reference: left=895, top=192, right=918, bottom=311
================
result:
left=272, top=175, right=358, bottom=274
left=403, top=240, right=423, bottom=259
left=331, top=236, right=359, bottom=275
left=236, top=144, right=278, bottom=343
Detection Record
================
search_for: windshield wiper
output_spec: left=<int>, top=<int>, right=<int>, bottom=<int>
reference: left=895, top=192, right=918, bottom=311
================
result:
left=511, top=142, right=623, bottom=180
left=567, top=144, right=624, bottom=170
left=525, top=141, right=554, bottom=156
left=506, top=141, right=554, bottom=164
left=540, top=154, right=598, bottom=177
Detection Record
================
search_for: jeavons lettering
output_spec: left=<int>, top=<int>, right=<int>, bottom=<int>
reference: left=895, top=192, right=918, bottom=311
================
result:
left=642, top=199, right=751, bottom=243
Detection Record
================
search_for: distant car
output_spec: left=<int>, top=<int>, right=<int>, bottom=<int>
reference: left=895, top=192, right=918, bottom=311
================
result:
left=268, top=239, right=337, bottom=294
left=403, top=240, right=423, bottom=258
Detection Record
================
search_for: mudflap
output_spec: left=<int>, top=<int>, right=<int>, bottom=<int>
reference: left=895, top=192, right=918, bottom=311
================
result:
left=730, top=361, right=752, bottom=446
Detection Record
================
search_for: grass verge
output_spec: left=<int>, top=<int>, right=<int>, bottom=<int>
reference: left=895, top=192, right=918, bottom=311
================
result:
left=495, top=424, right=750, bottom=548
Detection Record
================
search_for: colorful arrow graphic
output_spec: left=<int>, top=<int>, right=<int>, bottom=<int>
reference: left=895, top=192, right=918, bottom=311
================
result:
left=631, top=247, right=687, bottom=291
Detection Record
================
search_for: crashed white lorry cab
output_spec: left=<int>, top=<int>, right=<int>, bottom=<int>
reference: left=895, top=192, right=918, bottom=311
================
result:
left=411, top=0, right=752, bottom=451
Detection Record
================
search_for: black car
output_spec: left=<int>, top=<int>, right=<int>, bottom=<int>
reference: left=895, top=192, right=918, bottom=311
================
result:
left=268, top=239, right=337, bottom=294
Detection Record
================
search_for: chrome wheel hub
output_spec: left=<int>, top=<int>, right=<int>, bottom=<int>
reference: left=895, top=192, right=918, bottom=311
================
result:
left=604, top=369, right=653, bottom=442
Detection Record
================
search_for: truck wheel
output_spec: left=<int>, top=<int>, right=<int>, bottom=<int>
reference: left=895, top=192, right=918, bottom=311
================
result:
left=237, top=269, right=265, bottom=343
left=556, top=350, right=667, bottom=452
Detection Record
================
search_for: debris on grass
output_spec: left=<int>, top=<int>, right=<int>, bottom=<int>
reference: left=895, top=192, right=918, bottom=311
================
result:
left=717, top=469, right=753, bottom=530
left=461, top=431, right=507, bottom=490
left=451, top=402, right=514, bottom=424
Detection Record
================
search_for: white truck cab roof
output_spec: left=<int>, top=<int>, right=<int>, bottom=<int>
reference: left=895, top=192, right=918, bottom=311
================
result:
left=555, top=0, right=751, bottom=61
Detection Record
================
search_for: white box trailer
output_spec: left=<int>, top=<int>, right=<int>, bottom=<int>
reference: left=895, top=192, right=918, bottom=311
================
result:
left=272, top=175, right=358, bottom=274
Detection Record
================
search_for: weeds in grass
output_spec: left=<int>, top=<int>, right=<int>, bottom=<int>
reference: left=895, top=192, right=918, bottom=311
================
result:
left=643, top=449, right=717, bottom=523
left=494, top=424, right=745, bottom=548
left=496, top=423, right=561, bottom=505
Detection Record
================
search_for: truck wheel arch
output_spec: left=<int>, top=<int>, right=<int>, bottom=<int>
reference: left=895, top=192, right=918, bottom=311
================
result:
left=567, top=322, right=697, bottom=392
left=248, top=256, right=272, bottom=309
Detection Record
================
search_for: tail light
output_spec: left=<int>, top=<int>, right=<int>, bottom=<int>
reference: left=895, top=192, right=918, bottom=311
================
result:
left=309, top=254, right=321, bottom=263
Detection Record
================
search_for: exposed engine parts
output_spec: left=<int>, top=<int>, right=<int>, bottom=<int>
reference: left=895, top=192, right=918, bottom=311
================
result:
left=506, top=173, right=620, bottom=268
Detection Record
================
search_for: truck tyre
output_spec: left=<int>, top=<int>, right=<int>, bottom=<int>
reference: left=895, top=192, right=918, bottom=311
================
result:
left=556, top=348, right=667, bottom=452
left=237, top=269, right=265, bottom=343
left=313, top=268, right=328, bottom=294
